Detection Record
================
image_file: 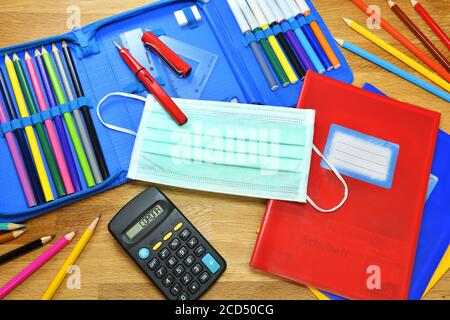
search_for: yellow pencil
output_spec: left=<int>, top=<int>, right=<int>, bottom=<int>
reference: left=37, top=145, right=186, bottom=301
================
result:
left=342, top=18, right=450, bottom=92
left=422, top=245, right=450, bottom=298
left=5, top=55, right=54, bottom=202
left=41, top=215, right=101, bottom=300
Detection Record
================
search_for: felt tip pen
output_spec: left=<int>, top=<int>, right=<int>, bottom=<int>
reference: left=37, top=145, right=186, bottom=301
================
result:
left=114, top=40, right=188, bottom=126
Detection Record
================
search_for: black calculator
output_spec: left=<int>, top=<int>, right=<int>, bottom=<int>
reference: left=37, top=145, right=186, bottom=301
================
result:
left=108, top=187, right=226, bottom=300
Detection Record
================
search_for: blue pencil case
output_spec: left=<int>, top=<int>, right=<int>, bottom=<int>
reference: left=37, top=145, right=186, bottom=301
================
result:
left=0, top=0, right=353, bottom=222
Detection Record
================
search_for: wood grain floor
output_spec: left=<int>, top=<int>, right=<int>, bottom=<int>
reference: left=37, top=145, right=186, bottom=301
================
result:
left=0, top=0, right=448, bottom=300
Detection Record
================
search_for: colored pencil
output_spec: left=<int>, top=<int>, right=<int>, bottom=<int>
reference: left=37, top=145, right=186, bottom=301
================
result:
left=41, top=216, right=100, bottom=300
left=239, top=0, right=290, bottom=87
left=13, top=54, right=66, bottom=198
left=294, top=0, right=340, bottom=69
left=52, top=44, right=102, bottom=185
left=342, top=18, right=450, bottom=92
left=350, top=0, right=450, bottom=83
left=258, top=0, right=306, bottom=79
left=61, top=41, right=110, bottom=180
left=0, top=231, right=76, bottom=299
left=335, top=38, right=450, bottom=102
left=24, top=51, right=74, bottom=195
left=0, top=235, right=54, bottom=265
left=0, top=229, right=27, bottom=245
left=0, top=100, right=36, bottom=207
left=0, top=69, right=44, bottom=205
left=0, top=223, right=25, bottom=231
left=388, top=1, right=449, bottom=72
left=280, top=0, right=326, bottom=73
left=35, top=49, right=82, bottom=193
left=411, top=0, right=450, bottom=50
left=5, top=55, right=54, bottom=202
left=41, top=46, right=95, bottom=188
left=246, top=0, right=299, bottom=85
left=226, top=0, right=279, bottom=90
left=52, top=44, right=103, bottom=184
left=270, top=0, right=317, bottom=73
left=423, top=245, right=450, bottom=298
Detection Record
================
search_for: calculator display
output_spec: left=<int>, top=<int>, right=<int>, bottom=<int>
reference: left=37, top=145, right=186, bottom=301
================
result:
left=126, top=204, right=164, bottom=239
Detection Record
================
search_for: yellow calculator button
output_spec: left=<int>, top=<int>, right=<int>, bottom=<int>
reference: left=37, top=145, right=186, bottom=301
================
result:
left=152, top=242, right=162, bottom=251
left=174, top=223, right=183, bottom=231
left=163, top=232, right=173, bottom=241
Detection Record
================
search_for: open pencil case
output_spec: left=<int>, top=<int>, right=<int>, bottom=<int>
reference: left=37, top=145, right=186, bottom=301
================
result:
left=0, top=0, right=353, bottom=222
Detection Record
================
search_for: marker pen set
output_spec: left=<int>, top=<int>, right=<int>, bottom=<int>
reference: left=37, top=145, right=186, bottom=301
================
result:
left=227, top=0, right=341, bottom=90
left=0, top=42, right=109, bottom=207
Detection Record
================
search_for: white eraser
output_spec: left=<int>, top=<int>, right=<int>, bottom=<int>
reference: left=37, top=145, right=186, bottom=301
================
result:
left=174, top=6, right=202, bottom=27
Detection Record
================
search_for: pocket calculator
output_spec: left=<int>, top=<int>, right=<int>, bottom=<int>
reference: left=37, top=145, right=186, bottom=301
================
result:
left=108, top=187, right=226, bottom=300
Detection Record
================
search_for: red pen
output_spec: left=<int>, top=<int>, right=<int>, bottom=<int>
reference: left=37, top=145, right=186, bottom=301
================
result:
left=114, top=40, right=188, bottom=126
left=141, top=31, right=192, bottom=78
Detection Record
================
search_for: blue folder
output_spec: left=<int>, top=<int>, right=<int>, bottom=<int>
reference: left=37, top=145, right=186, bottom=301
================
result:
left=0, top=0, right=353, bottom=222
left=321, top=83, right=450, bottom=300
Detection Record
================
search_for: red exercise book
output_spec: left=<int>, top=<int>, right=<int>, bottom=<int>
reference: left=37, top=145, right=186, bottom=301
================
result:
left=250, top=72, right=440, bottom=300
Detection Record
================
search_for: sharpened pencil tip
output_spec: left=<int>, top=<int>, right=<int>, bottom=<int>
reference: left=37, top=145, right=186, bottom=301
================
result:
left=65, top=230, right=77, bottom=241
left=24, top=51, right=31, bottom=60
left=12, top=53, right=20, bottom=61
left=342, top=18, right=353, bottom=25
left=4, top=54, right=11, bottom=62
left=52, top=43, right=59, bottom=52
left=388, top=0, right=395, bottom=8
left=41, top=46, right=48, bottom=54
left=34, top=49, right=41, bottom=57
left=61, top=40, right=68, bottom=48
left=334, top=38, right=344, bottom=46
left=410, top=0, right=418, bottom=6
left=14, top=228, right=27, bottom=237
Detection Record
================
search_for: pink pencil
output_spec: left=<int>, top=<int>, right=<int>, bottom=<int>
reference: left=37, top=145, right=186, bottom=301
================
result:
left=0, top=100, right=36, bottom=207
left=24, top=51, right=75, bottom=195
left=0, top=231, right=76, bottom=299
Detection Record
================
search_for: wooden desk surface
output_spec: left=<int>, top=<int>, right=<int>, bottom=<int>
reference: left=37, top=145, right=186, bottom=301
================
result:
left=0, top=0, right=449, bottom=300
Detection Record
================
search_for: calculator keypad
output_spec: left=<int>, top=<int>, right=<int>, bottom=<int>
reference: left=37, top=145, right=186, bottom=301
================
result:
left=145, top=223, right=225, bottom=300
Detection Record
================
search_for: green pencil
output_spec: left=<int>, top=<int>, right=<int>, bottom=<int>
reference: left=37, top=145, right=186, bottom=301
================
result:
left=254, top=27, right=290, bottom=87
left=13, top=54, right=66, bottom=197
left=41, top=47, right=95, bottom=188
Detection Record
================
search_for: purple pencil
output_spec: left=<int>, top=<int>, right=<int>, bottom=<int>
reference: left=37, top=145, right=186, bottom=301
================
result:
left=34, top=49, right=82, bottom=193
left=0, top=100, right=36, bottom=207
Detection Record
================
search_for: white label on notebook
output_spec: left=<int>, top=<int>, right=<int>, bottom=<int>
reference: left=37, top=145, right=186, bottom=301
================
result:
left=321, top=125, right=400, bottom=189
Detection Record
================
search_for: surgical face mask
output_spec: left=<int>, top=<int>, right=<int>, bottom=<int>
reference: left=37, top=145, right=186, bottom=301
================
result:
left=97, top=93, right=347, bottom=213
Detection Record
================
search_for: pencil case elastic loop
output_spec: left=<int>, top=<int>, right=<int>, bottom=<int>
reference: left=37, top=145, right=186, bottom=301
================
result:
left=297, top=16, right=308, bottom=27
left=0, top=122, right=12, bottom=137
left=254, top=30, right=266, bottom=42
left=73, top=96, right=91, bottom=110
left=243, top=32, right=257, bottom=47
left=271, top=24, right=283, bottom=36
left=263, top=28, right=274, bottom=38
left=30, top=113, right=43, bottom=126
left=152, top=28, right=166, bottom=37
left=124, top=82, right=147, bottom=95
left=288, top=18, right=301, bottom=30
left=305, top=14, right=317, bottom=24
left=40, top=110, right=52, bottom=122
left=182, top=7, right=199, bottom=29
left=280, top=21, right=293, bottom=33
left=10, top=119, right=23, bottom=132
left=59, top=103, right=71, bottom=114
left=72, top=28, right=100, bottom=58
left=50, top=106, right=62, bottom=117
left=21, top=116, right=32, bottom=128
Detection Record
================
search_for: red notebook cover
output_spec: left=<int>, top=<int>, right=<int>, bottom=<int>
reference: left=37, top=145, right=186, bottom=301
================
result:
left=250, top=72, right=440, bottom=300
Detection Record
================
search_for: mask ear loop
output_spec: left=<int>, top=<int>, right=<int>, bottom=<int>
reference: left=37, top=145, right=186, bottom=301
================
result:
left=96, top=92, right=148, bottom=137
left=306, top=145, right=349, bottom=213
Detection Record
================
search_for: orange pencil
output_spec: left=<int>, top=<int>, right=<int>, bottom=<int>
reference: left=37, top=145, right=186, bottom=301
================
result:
left=350, top=0, right=450, bottom=83
left=0, top=229, right=27, bottom=244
